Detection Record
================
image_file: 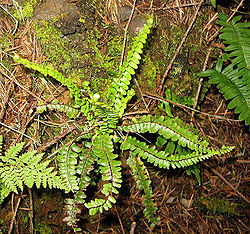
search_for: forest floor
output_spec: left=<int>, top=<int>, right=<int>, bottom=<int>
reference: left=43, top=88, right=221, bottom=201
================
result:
left=0, top=0, right=249, bottom=233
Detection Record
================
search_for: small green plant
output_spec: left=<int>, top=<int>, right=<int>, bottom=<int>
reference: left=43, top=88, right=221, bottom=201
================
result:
left=12, top=16, right=234, bottom=231
left=199, top=13, right=250, bottom=126
left=0, top=135, right=68, bottom=204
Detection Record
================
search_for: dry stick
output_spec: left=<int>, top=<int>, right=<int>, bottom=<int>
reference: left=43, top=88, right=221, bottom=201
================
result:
left=143, top=93, right=241, bottom=122
left=207, top=0, right=245, bottom=45
left=119, top=0, right=137, bottom=68
left=8, top=193, right=22, bottom=234
left=115, top=206, right=125, bottom=234
left=208, top=165, right=249, bottom=203
left=36, top=126, right=76, bottom=153
left=28, top=188, right=34, bottom=234
left=190, top=45, right=212, bottom=123
left=0, top=62, right=45, bottom=102
left=158, top=0, right=204, bottom=95
left=134, top=78, right=149, bottom=111
left=0, top=81, right=13, bottom=122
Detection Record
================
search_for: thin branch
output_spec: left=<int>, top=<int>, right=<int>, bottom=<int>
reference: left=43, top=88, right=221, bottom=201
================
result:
left=119, top=0, right=137, bottom=69
left=8, top=193, right=22, bottom=234
left=190, top=45, right=212, bottom=123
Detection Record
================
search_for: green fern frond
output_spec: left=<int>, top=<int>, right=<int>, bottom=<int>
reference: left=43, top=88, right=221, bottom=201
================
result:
left=62, top=146, right=96, bottom=231
left=121, top=135, right=234, bottom=169
left=217, top=13, right=250, bottom=70
left=0, top=139, right=66, bottom=196
left=57, top=144, right=81, bottom=193
left=120, top=115, right=210, bottom=153
left=199, top=13, right=250, bottom=125
left=37, top=102, right=81, bottom=119
left=85, top=133, right=122, bottom=214
left=13, top=55, right=88, bottom=108
left=109, top=17, right=153, bottom=116
left=127, top=152, right=160, bottom=227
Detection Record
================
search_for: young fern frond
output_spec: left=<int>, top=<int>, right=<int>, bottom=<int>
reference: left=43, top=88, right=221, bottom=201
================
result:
left=85, top=133, right=122, bottom=215
left=109, top=17, right=154, bottom=116
left=127, top=152, right=160, bottom=227
left=199, top=13, right=250, bottom=125
left=0, top=137, right=67, bottom=198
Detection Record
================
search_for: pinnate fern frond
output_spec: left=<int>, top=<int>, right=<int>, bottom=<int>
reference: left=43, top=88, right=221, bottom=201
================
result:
left=13, top=55, right=90, bottom=109
left=109, top=17, right=153, bottom=116
left=0, top=139, right=67, bottom=197
left=199, top=13, right=250, bottom=125
left=85, top=133, right=122, bottom=214
left=120, top=115, right=210, bottom=153
left=121, top=135, right=233, bottom=169
left=37, top=102, right=81, bottom=119
left=127, top=152, right=160, bottom=227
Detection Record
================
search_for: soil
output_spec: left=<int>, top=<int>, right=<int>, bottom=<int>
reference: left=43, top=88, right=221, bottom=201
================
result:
left=0, top=0, right=249, bottom=234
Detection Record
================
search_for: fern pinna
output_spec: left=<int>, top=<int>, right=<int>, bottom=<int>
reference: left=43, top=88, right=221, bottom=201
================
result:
left=12, top=16, right=234, bottom=231
left=199, top=13, right=250, bottom=126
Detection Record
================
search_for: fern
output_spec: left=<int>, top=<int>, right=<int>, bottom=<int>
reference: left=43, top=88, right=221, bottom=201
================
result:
left=12, top=15, right=235, bottom=231
left=37, top=101, right=81, bottom=119
left=0, top=136, right=67, bottom=200
left=199, top=13, right=250, bottom=126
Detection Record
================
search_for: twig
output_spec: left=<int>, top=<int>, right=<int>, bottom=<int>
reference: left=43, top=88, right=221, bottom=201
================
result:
left=0, top=81, right=13, bottom=122
left=207, top=164, right=249, bottom=203
left=190, top=45, right=212, bottom=123
left=0, top=61, right=45, bottom=102
left=158, top=0, right=204, bottom=95
left=193, top=208, right=216, bottom=234
left=36, top=126, right=76, bottom=153
left=119, top=0, right=137, bottom=69
left=28, top=188, right=34, bottom=234
left=8, top=193, right=22, bottom=234
left=115, top=205, right=125, bottom=234
left=0, top=121, right=40, bottom=143
left=143, top=92, right=241, bottom=122
left=134, top=78, right=149, bottom=111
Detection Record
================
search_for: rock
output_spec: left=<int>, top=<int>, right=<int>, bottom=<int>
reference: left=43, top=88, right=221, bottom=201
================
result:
left=33, top=0, right=81, bottom=36
left=180, top=198, right=193, bottom=209
left=117, top=6, right=137, bottom=23
left=128, top=15, right=149, bottom=36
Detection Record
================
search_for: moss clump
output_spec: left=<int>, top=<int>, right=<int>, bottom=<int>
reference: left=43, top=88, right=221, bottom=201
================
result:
left=137, top=53, right=158, bottom=92
left=196, top=197, right=241, bottom=216
left=12, top=0, right=40, bottom=20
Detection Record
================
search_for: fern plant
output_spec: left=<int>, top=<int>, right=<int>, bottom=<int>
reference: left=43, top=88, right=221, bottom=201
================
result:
left=12, top=16, right=234, bottom=231
left=0, top=135, right=68, bottom=203
left=199, top=13, right=250, bottom=126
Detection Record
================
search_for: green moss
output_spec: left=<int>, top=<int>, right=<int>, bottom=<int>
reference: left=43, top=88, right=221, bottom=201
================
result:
left=13, top=0, right=39, bottom=20
left=33, top=18, right=124, bottom=101
left=34, top=222, right=52, bottom=234
left=138, top=53, right=158, bottom=92
left=196, top=197, right=241, bottom=216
